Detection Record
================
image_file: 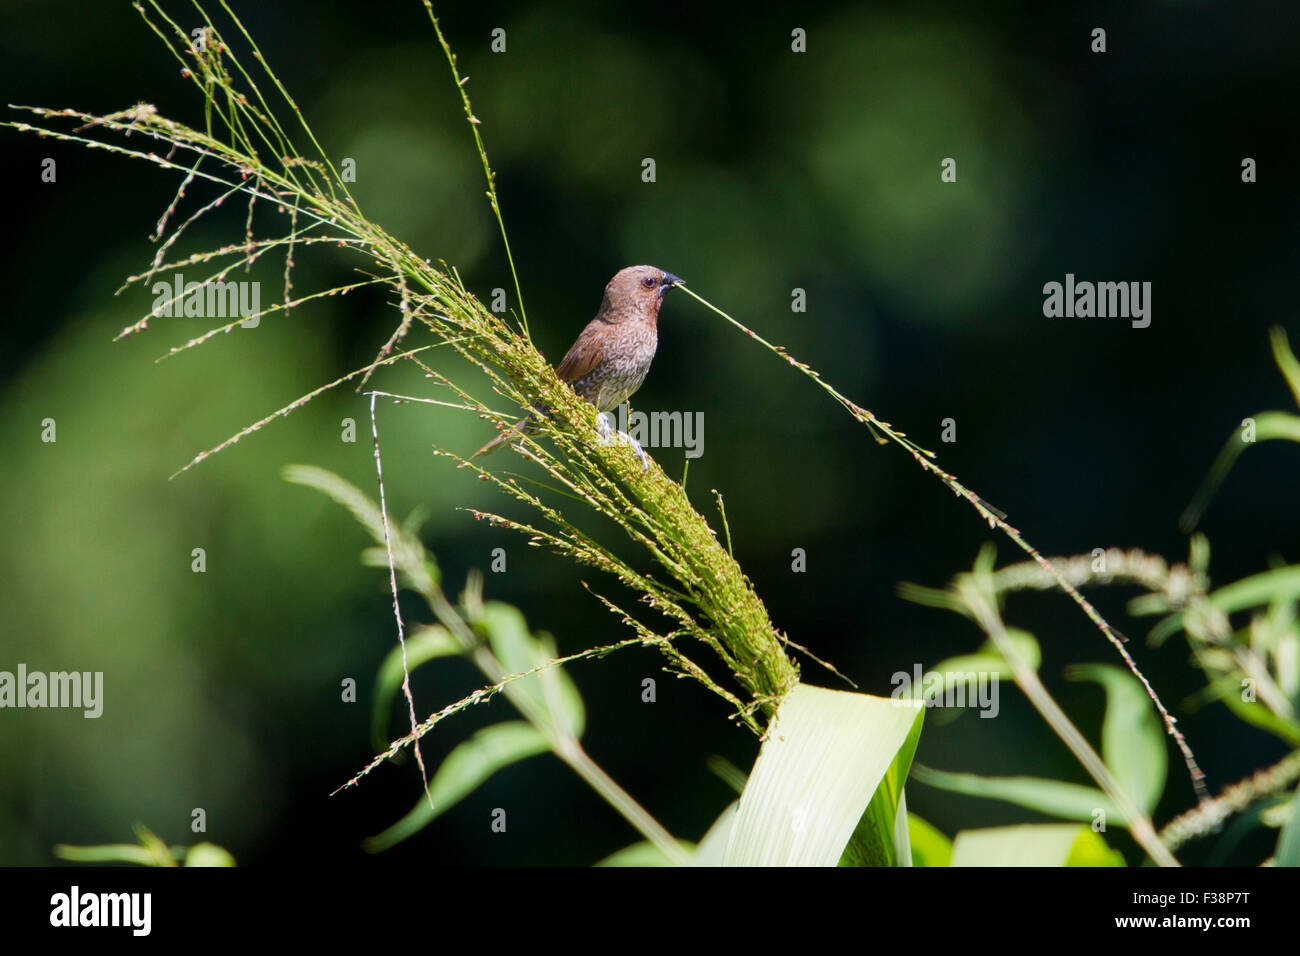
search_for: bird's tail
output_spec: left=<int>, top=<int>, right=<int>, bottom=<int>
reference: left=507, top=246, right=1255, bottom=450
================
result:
left=472, top=418, right=529, bottom=459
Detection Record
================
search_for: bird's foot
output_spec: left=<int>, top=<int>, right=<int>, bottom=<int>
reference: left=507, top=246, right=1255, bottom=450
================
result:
left=596, top=412, right=615, bottom=445
left=626, top=433, right=650, bottom=472
left=595, top=413, right=650, bottom=472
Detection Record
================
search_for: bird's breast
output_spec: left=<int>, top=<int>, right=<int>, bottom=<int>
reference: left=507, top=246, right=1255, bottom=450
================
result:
left=570, top=321, right=658, bottom=411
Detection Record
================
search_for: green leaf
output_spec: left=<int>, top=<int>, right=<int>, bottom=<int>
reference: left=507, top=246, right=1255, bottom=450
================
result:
left=1065, top=828, right=1127, bottom=867
left=896, top=631, right=1036, bottom=729
left=53, top=825, right=237, bottom=867
left=973, top=542, right=998, bottom=577
left=285, top=465, right=386, bottom=541
left=371, top=625, right=462, bottom=753
left=1275, top=783, right=1300, bottom=866
left=596, top=840, right=696, bottom=866
left=1143, top=610, right=1186, bottom=647
left=896, top=581, right=969, bottom=615
left=929, top=629, right=1042, bottom=681
left=912, top=765, right=1120, bottom=823
left=1207, top=565, right=1300, bottom=616
left=363, top=721, right=549, bottom=852
left=1066, top=663, right=1168, bottom=815
left=477, top=602, right=586, bottom=740
left=1181, top=411, right=1300, bottom=531
left=952, top=824, right=1123, bottom=866
left=890, top=789, right=914, bottom=866
left=706, top=756, right=748, bottom=795
left=1270, top=327, right=1300, bottom=410
left=183, top=843, right=237, bottom=867
left=907, top=813, right=953, bottom=867
left=722, top=684, right=925, bottom=866
left=132, top=823, right=173, bottom=865
left=695, top=801, right=739, bottom=865
left=285, top=465, right=437, bottom=588
left=840, top=737, right=923, bottom=866
left=1144, top=564, right=1300, bottom=649
left=1204, top=673, right=1300, bottom=746
left=53, top=843, right=161, bottom=865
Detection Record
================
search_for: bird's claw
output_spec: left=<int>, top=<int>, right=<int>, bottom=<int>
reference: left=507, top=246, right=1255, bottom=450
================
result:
left=629, top=434, right=650, bottom=473
left=595, top=412, right=651, bottom=473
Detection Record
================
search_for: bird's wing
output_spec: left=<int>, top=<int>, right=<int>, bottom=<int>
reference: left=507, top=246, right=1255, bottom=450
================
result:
left=554, top=321, right=604, bottom=384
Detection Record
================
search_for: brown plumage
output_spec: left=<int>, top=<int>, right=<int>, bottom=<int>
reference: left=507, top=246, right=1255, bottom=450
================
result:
left=473, top=265, right=683, bottom=459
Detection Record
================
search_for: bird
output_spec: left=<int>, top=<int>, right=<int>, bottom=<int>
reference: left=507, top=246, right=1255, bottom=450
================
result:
left=473, top=265, right=684, bottom=468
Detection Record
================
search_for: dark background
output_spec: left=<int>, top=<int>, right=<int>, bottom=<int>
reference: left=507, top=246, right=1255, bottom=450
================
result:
left=1, top=0, right=1297, bottom=866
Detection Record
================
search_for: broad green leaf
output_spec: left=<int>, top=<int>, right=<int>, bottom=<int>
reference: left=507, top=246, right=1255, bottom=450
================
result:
left=695, top=801, right=739, bottom=866
left=907, top=813, right=953, bottom=867
left=1276, top=783, right=1300, bottom=867
left=596, top=840, right=696, bottom=866
left=1065, top=829, right=1127, bottom=867
left=952, top=824, right=1123, bottom=866
left=1067, top=664, right=1167, bottom=815
left=363, top=721, right=549, bottom=852
left=840, top=719, right=924, bottom=866
left=371, top=625, right=462, bottom=753
left=478, top=602, right=585, bottom=740
left=722, top=684, right=925, bottom=866
left=912, top=765, right=1119, bottom=823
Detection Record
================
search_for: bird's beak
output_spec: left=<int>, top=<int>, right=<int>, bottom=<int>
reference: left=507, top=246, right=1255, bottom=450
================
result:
left=659, top=272, right=684, bottom=294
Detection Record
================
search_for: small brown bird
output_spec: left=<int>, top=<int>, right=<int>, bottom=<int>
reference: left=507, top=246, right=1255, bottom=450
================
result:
left=473, top=265, right=683, bottom=467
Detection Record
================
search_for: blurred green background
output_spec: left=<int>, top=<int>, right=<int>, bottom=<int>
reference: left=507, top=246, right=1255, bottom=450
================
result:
left=1, top=0, right=1297, bottom=865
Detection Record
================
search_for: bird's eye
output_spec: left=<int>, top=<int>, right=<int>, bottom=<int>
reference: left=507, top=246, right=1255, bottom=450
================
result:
left=641, top=276, right=656, bottom=289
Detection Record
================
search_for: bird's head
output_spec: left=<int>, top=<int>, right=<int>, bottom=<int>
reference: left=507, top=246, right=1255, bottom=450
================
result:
left=601, top=265, right=684, bottom=323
